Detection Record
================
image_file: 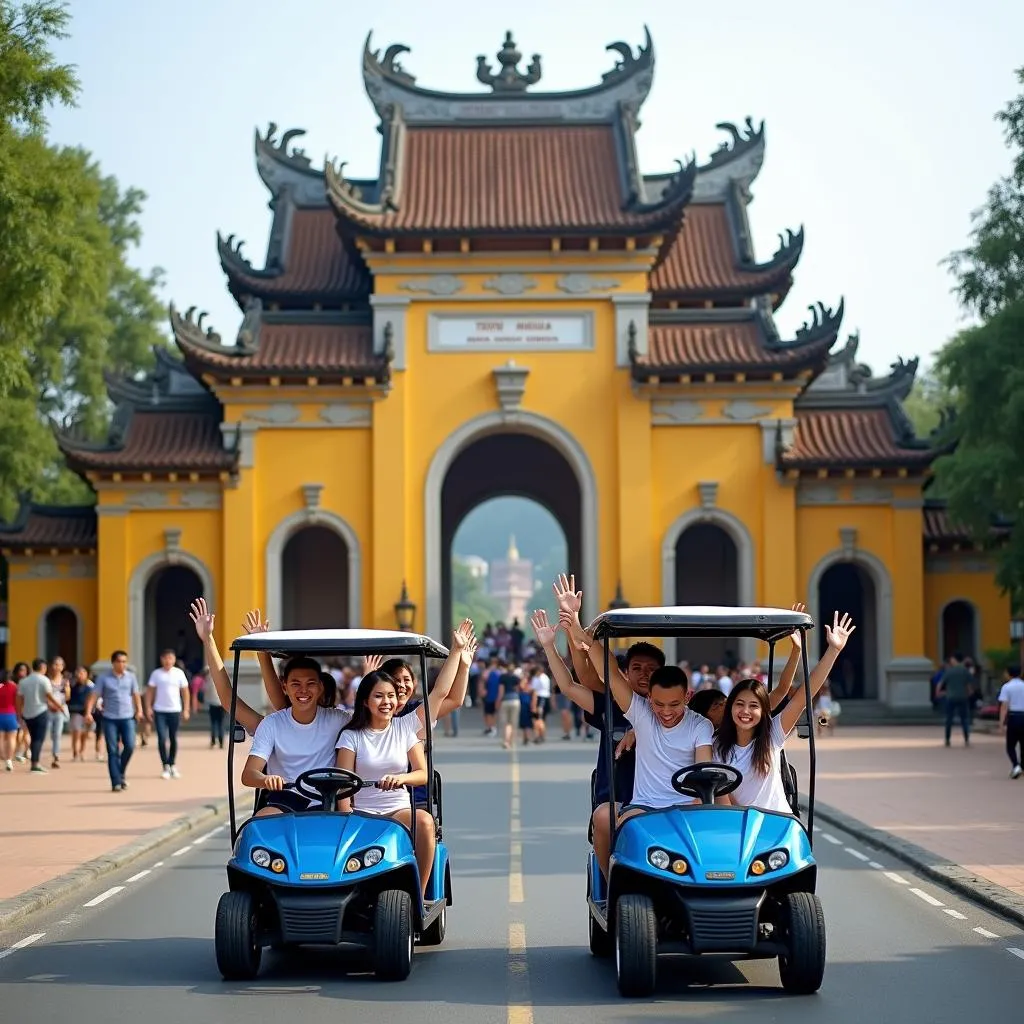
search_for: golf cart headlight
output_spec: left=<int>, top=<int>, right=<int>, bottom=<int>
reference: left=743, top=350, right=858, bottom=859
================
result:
left=671, top=858, right=688, bottom=875
left=345, top=857, right=362, bottom=873
left=767, top=849, right=789, bottom=871
left=251, top=848, right=271, bottom=869
left=363, top=847, right=384, bottom=867
left=648, top=849, right=670, bottom=870
left=270, top=857, right=286, bottom=874
left=750, top=859, right=766, bottom=876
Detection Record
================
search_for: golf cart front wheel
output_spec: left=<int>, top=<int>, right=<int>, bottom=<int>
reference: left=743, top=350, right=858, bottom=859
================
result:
left=778, top=891, right=826, bottom=994
left=374, top=889, right=414, bottom=980
left=215, top=890, right=262, bottom=980
left=589, top=910, right=612, bottom=957
left=615, top=894, right=657, bottom=996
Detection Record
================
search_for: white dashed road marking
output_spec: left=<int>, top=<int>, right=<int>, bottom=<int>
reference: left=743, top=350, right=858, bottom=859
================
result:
left=868, top=861, right=884, bottom=870
left=1007, top=947, right=1024, bottom=961
left=171, top=845, right=192, bottom=857
left=125, top=870, right=150, bottom=883
left=845, top=847, right=870, bottom=862
left=820, top=833, right=843, bottom=845
left=83, top=887, right=124, bottom=908
left=884, top=871, right=909, bottom=885
left=0, top=934, right=45, bottom=961
left=909, top=888, right=945, bottom=907
left=192, top=826, right=224, bottom=844
left=974, top=927, right=1000, bottom=939
left=943, top=909, right=967, bottom=920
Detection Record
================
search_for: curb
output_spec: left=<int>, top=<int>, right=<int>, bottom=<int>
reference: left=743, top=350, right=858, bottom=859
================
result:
left=807, top=799, right=1024, bottom=931
left=0, top=797, right=234, bottom=933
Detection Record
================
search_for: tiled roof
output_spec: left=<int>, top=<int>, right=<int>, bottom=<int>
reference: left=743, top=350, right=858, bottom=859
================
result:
left=923, top=504, right=1010, bottom=544
left=60, top=410, right=236, bottom=474
left=651, top=204, right=800, bottom=299
left=635, top=313, right=837, bottom=377
left=220, top=209, right=369, bottom=302
left=782, top=409, right=934, bottom=469
left=174, top=319, right=383, bottom=381
left=327, top=125, right=691, bottom=236
left=0, top=504, right=97, bottom=550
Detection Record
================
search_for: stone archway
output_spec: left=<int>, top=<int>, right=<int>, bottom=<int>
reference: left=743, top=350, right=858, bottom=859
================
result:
left=660, top=507, right=756, bottom=666
left=266, top=509, right=362, bottom=632
left=808, top=549, right=893, bottom=703
left=281, top=525, right=351, bottom=629
left=128, top=550, right=214, bottom=678
left=425, top=411, right=599, bottom=640
left=38, top=604, right=81, bottom=667
left=940, top=599, right=979, bottom=661
left=142, top=566, right=205, bottom=675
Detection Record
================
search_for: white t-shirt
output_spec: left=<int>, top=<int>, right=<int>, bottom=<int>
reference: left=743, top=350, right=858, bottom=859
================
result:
left=999, top=677, right=1024, bottom=712
left=336, top=715, right=423, bottom=816
left=716, top=715, right=791, bottom=814
left=530, top=672, right=551, bottom=700
left=250, top=706, right=353, bottom=782
left=717, top=676, right=733, bottom=696
left=627, top=693, right=714, bottom=808
left=147, top=667, right=190, bottom=712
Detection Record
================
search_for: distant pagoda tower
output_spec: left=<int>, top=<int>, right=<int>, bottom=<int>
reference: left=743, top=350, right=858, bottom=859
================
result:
left=489, top=535, right=533, bottom=625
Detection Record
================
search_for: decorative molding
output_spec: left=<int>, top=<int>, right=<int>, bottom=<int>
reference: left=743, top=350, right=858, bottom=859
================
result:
left=9, top=558, right=96, bottom=581
left=124, top=490, right=171, bottom=509
left=853, top=485, right=895, bottom=504
left=179, top=488, right=222, bottom=509
left=370, top=294, right=409, bottom=370
left=661, top=506, right=757, bottom=664
left=164, top=528, right=182, bottom=553
left=222, top=422, right=256, bottom=469
left=839, top=526, right=858, bottom=557
left=427, top=310, right=594, bottom=352
left=893, top=496, right=925, bottom=509
left=95, top=506, right=129, bottom=518
left=555, top=273, right=621, bottom=295
left=493, top=361, right=530, bottom=412
left=796, top=482, right=840, bottom=506
left=483, top=273, right=538, bottom=296
left=698, top=481, right=719, bottom=509
left=302, top=483, right=323, bottom=511
left=651, top=399, right=704, bottom=425
left=366, top=257, right=659, bottom=274
left=398, top=274, right=464, bottom=296
left=425, top=411, right=599, bottom=639
left=612, top=292, right=650, bottom=366
left=925, top=555, right=994, bottom=574
left=319, top=403, right=373, bottom=427
left=723, top=399, right=770, bottom=421
left=243, top=404, right=301, bottom=424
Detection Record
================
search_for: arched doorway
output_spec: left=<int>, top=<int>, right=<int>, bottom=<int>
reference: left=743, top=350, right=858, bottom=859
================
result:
left=817, top=562, right=878, bottom=700
left=674, top=524, right=740, bottom=669
left=43, top=605, right=78, bottom=666
left=281, top=526, right=350, bottom=629
left=143, top=566, right=204, bottom=676
left=941, top=600, right=977, bottom=661
left=440, top=434, right=581, bottom=637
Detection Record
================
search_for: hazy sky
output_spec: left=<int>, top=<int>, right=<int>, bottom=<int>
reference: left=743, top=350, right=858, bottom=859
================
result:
left=46, top=0, right=1019, bottom=375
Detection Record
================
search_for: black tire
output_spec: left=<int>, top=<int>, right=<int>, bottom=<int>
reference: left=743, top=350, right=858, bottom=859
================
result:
left=589, top=910, right=612, bottom=958
left=374, top=889, right=414, bottom=980
left=419, top=901, right=447, bottom=946
left=614, top=894, right=657, bottom=997
left=778, top=891, right=826, bottom=994
left=215, top=890, right=262, bottom=981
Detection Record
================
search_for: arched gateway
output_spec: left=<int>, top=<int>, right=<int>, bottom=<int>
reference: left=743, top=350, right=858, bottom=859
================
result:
left=0, top=31, right=1006, bottom=705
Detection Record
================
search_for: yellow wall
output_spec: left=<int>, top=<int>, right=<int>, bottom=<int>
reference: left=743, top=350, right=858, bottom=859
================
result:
left=924, top=566, right=1010, bottom=664
left=4, top=564, right=98, bottom=666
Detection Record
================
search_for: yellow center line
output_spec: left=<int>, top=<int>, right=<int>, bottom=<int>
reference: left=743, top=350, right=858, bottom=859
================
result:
left=506, top=747, right=534, bottom=1024
left=509, top=747, right=524, bottom=904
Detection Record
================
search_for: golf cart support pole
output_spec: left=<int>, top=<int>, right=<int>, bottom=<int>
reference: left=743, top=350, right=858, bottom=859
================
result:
left=604, top=639, right=616, bottom=859
left=767, top=640, right=775, bottom=701
left=228, top=651, right=241, bottom=844
left=802, top=637, right=815, bottom=840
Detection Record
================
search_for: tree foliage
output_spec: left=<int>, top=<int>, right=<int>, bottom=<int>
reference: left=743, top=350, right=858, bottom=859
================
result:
left=451, top=559, right=507, bottom=629
left=933, top=66, right=1024, bottom=607
left=0, top=2, right=167, bottom=519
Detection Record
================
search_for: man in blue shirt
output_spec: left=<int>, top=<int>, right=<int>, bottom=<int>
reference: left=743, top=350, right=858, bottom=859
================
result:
left=85, top=650, right=142, bottom=792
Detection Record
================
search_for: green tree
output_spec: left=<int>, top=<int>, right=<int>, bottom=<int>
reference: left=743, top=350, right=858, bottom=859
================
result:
left=932, top=67, right=1024, bottom=607
left=0, top=3, right=167, bottom=518
left=451, top=559, right=506, bottom=628
left=902, top=371, right=949, bottom=438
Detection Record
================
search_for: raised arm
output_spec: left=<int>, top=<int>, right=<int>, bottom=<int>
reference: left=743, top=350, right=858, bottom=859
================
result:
left=780, top=612, right=855, bottom=735
left=436, top=637, right=477, bottom=718
left=552, top=574, right=604, bottom=693
left=530, top=610, right=595, bottom=714
left=770, top=602, right=807, bottom=712
left=422, top=619, right=474, bottom=726
left=242, top=609, right=287, bottom=711
left=189, top=598, right=263, bottom=736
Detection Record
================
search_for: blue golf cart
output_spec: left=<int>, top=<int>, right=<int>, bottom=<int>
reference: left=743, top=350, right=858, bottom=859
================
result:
left=585, top=606, right=825, bottom=996
left=214, top=628, right=452, bottom=981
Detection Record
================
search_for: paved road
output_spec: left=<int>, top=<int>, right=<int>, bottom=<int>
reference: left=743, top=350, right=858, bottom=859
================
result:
left=2, top=727, right=1023, bottom=1024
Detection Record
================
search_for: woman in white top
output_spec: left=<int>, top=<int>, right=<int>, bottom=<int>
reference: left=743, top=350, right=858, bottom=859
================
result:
left=240, top=656, right=352, bottom=815
left=715, top=612, right=855, bottom=814
left=336, top=671, right=433, bottom=898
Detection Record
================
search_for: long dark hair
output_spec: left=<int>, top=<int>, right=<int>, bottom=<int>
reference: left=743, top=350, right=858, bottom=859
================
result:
left=715, top=678, right=774, bottom=776
left=688, top=689, right=726, bottom=723
left=341, top=670, right=398, bottom=733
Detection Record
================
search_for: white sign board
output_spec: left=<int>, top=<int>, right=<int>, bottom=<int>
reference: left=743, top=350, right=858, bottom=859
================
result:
left=429, top=313, right=593, bottom=352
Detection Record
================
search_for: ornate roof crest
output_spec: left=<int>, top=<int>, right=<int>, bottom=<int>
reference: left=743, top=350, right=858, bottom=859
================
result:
left=476, top=32, right=542, bottom=93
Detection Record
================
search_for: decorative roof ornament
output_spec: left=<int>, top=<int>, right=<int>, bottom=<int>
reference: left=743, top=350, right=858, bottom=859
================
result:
left=602, top=29, right=654, bottom=84
left=476, top=32, right=541, bottom=93
left=258, top=123, right=311, bottom=168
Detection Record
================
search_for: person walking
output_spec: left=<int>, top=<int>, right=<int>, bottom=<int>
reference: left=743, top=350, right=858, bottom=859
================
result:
left=16, top=659, right=62, bottom=773
left=998, top=664, right=1024, bottom=779
left=46, top=656, right=70, bottom=768
left=145, top=649, right=191, bottom=778
left=0, top=668, right=19, bottom=771
left=936, top=652, right=974, bottom=747
left=67, top=666, right=93, bottom=761
left=203, top=666, right=226, bottom=748
left=85, top=650, right=142, bottom=792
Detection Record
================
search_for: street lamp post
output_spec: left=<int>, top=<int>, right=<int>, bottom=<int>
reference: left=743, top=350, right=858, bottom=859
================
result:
left=608, top=582, right=629, bottom=650
left=1011, top=618, right=1024, bottom=669
left=394, top=581, right=417, bottom=632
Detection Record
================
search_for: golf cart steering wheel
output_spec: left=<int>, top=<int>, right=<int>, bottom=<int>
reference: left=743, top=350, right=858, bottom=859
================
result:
left=293, top=767, right=364, bottom=811
left=671, top=763, right=743, bottom=805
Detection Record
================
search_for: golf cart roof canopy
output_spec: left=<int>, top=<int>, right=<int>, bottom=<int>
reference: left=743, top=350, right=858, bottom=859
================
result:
left=590, top=606, right=814, bottom=644
left=229, top=628, right=450, bottom=659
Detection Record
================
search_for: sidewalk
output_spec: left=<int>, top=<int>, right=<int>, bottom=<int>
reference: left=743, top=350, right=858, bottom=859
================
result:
left=2, top=731, right=241, bottom=901
left=785, top=726, right=1024, bottom=898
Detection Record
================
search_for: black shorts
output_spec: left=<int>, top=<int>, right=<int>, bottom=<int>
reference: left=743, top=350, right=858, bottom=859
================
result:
left=483, top=700, right=497, bottom=716
left=533, top=696, right=550, bottom=719
left=264, top=790, right=320, bottom=813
